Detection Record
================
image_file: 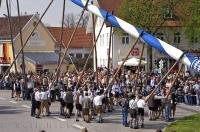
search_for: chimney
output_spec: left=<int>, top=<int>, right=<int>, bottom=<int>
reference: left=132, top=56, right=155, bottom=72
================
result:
left=36, top=12, right=40, bottom=18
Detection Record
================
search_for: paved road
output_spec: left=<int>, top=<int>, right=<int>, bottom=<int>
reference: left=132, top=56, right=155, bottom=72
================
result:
left=0, top=90, right=199, bottom=132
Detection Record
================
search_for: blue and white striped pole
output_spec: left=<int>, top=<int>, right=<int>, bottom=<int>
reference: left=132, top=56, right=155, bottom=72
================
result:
left=71, top=0, right=200, bottom=72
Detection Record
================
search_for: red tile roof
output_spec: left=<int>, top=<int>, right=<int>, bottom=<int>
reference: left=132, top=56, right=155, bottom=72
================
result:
left=98, top=0, right=123, bottom=26
left=162, top=20, right=182, bottom=27
left=0, top=15, right=32, bottom=40
left=47, top=27, right=93, bottom=48
left=98, top=0, right=123, bottom=14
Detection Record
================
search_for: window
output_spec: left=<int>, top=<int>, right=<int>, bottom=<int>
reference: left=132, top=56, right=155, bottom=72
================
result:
left=163, top=7, right=173, bottom=20
left=197, top=8, right=200, bottom=16
left=191, top=36, right=198, bottom=43
left=76, top=53, right=82, bottom=59
left=107, top=33, right=109, bottom=46
left=84, top=53, right=89, bottom=58
left=98, top=35, right=101, bottom=47
left=174, top=32, right=181, bottom=44
left=156, top=33, right=164, bottom=40
left=100, top=58, right=102, bottom=65
left=36, top=65, right=43, bottom=74
left=69, top=53, right=74, bottom=57
left=122, top=33, right=129, bottom=44
left=27, top=31, right=44, bottom=45
left=102, top=34, right=104, bottom=46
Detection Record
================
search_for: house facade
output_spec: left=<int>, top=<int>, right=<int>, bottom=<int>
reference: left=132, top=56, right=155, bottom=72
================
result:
left=0, top=14, right=69, bottom=73
left=153, top=22, right=200, bottom=72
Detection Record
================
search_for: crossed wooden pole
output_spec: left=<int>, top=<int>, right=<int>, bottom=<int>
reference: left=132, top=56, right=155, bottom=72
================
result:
left=74, top=16, right=105, bottom=89
left=145, top=53, right=185, bottom=102
left=6, top=0, right=18, bottom=73
left=49, top=0, right=90, bottom=89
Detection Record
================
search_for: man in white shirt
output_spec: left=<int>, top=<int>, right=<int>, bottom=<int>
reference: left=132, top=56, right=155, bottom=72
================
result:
left=35, top=88, right=42, bottom=118
left=27, top=78, right=34, bottom=100
left=40, top=89, right=50, bottom=116
left=129, top=94, right=139, bottom=129
left=93, top=92, right=105, bottom=123
left=137, top=95, right=146, bottom=128
left=60, top=89, right=66, bottom=116
left=150, top=77, right=155, bottom=88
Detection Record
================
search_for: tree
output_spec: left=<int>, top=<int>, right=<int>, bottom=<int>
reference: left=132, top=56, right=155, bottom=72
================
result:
left=64, top=13, right=76, bottom=28
left=64, top=13, right=89, bottom=28
left=117, top=0, right=190, bottom=71
left=79, top=14, right=89, bottom=28
left=184, top=0, right=200, bottom=43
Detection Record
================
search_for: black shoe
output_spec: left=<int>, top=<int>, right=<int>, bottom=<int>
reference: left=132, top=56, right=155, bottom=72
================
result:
left=108, top=110, right=112, bottom=112
left=76, top=119, right=79, bottom=122
left=134, top=126, right=139, bottom=129
left=124, top=124, right=129, bottom=127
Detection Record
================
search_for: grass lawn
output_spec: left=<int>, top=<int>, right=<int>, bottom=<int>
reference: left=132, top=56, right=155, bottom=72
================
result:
left=165, top=113, right=200, bottom=132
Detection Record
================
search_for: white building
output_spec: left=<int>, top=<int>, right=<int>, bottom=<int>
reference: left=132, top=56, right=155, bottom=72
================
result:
left=87, top=0, right=147, bottom=71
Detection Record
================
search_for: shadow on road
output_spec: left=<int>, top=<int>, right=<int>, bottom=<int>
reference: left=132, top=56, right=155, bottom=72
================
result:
left=0, top=106, right=26, bottom=114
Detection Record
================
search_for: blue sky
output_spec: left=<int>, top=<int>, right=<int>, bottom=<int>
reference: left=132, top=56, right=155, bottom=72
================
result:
left=0, top=0, right=82, bottom=26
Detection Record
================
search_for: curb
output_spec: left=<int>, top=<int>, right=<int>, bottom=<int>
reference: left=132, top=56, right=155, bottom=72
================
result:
left=72, top=124, right=88, bottom=132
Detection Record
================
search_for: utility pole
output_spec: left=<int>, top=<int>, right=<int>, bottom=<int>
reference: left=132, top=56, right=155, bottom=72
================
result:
left=107, top=21, right=113, bottom=86
left=16, top=0, right=26, bottom=84
left=6, top=0, right=18, bottom=73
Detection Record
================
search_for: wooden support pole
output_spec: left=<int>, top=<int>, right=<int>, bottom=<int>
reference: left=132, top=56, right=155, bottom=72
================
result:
left=134, top=42, right=145, bottom=93
left=92, top=13, right=98, bottom=84
left=107, top=18, right=113, bottom=86
left=165, top=63, right=183, bottom=99
left=49, top=0, right=90, bottom=89
left=6, top=0, right=18, bottom=73
left=67, top=53, right=78, bottom=74
left=104, top=31, right=144, bottom=94
left=75, top=19, right=105, bottom=88
left=16, top=0, right=26, bottom=84
left=145, top=53, right=185, bottom=102
left=56, top=0, right=66, bottom=83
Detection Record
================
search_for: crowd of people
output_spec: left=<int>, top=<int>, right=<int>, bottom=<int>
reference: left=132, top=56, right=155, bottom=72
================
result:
left=1, top=68, right=200, bottom=129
